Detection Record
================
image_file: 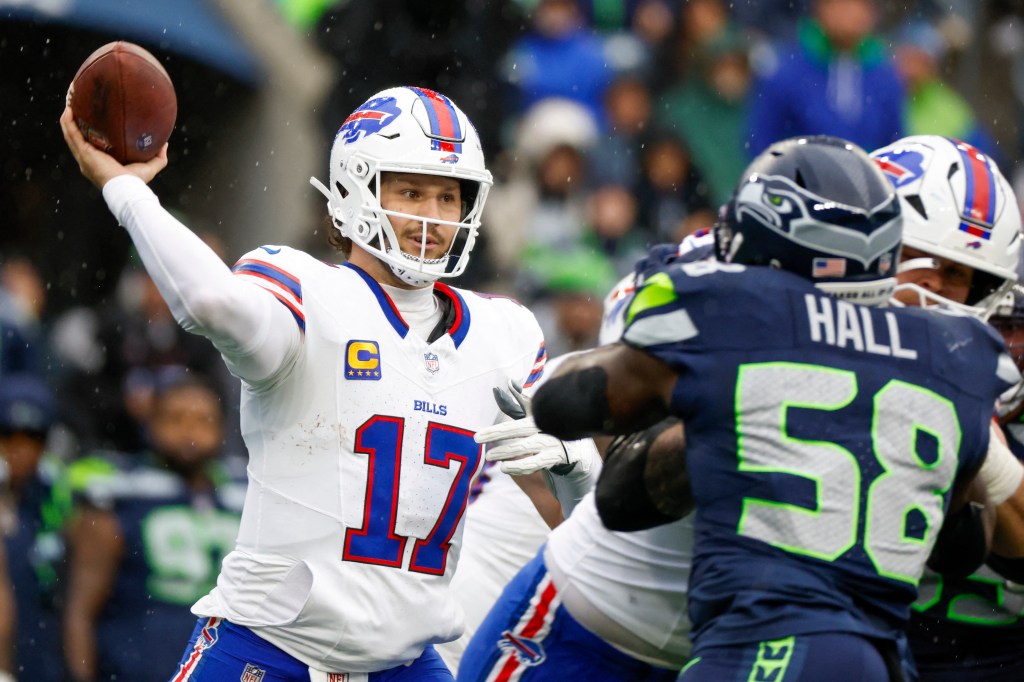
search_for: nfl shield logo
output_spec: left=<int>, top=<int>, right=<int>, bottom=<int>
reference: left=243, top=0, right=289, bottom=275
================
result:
left=424, top=352, right=440, bottom=374
left=240, top=663, right=266, bottom=682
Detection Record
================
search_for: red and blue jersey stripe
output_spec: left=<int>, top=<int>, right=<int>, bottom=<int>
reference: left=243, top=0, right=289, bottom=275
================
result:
left=950, top=138, right=997, bottom=240
left=523, top=343, right=547, bottom=388
left=232, top=258, right=305, bottom=331
left=435, top=282, right=470, bottom=348
left=409, top=87, right=463, bottom=153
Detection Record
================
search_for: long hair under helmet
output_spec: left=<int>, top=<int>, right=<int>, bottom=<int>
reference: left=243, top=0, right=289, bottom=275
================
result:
left=871, top=135, right=1021, bottom=319
left=311, top=86, right=493, bottom=287
left=714, top=135, right=903, bottom=307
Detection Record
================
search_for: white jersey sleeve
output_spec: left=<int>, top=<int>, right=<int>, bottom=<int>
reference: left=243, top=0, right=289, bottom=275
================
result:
left=102, top=175, right=299, bottom=383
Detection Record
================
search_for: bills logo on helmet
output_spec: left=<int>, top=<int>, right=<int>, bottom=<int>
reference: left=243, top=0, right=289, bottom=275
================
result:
left=874, top=149, right=925, bottom=188
left=337, top=96, right=402, bottom=145
left=440, top=154, right=459, bottom=164
left=498, top=630, right=546, bottom=665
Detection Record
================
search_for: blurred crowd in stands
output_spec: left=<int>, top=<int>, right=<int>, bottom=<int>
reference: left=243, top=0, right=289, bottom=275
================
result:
left=2, top=0, right=1024, bottom=678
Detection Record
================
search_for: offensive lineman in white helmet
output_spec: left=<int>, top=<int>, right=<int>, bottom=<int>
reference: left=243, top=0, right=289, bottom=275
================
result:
left=872, top=135, right=1024, bottom=681
left=60, top=86, right=550, bottom=681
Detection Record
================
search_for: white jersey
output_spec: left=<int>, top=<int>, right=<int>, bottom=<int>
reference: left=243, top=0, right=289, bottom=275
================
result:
left=436, top=463, right=550, bottom=670
left=545, top=493, right=694, bottom=667
left=184, top=246, right=546, bottom=671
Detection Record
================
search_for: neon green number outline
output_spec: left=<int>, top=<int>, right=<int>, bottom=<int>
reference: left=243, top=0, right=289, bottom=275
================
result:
left=736, top=363, right=962, bottom=583
left=737, top=363, right=859, bottom=561
left=867, top=381, right=959, bottom=584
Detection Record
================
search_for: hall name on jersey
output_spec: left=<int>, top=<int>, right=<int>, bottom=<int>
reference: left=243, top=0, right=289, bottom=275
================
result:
left=804, top=294, right=918, bottom=359
left=414, top=400, right=448, bottom=416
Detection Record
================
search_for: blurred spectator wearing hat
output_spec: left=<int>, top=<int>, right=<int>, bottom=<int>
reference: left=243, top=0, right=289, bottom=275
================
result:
left=0, top=373, right=70, bottom=682
left=483, top=98, right=600, bottom=290
left=893, top=19, right=1001, bottom=161
left=747, top=0, right=905, bottom=156
left=526, top=249, right=618, bottom=357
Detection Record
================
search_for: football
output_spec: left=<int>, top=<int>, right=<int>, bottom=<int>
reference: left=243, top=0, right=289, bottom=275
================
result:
left=67, top=41, right=177, bottom=164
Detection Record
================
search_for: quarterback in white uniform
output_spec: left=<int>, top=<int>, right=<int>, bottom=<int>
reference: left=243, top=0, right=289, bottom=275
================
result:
left=61, top=87, right=546, bottom=681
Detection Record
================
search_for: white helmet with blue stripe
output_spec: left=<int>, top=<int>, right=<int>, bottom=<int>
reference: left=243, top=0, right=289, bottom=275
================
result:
left=311, top=86, right=492, bottom=286
left=872, top=135, right=1021, bottom=319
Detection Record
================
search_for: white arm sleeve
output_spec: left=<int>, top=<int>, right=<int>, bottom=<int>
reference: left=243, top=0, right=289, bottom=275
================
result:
left=102, top=175, right=299, bottom=383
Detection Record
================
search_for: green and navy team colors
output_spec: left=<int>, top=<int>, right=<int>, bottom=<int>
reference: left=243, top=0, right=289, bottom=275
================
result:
left=7, top=455, right=72, bottom=682
left=620, top=260, right=1015, bottom=681
left=907, top=417, right=1024, bottom=682
left=75, top=452, right=244, bottom=681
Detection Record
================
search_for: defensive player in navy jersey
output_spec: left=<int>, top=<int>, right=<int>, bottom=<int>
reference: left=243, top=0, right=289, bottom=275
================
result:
left=0, top=375, right=64, bottom=682
left=61, top=86, right=554, bottom=681
left=0, top=374, right=68, bottom=682
left=63, top=375, right=245, bottom=682
left=871, top=135, right=1024, bottom=681
left=528, top=136, right=1019, bottom=681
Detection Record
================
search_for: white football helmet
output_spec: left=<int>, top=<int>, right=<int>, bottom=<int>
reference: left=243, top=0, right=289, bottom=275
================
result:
left=872, top=135, right=1021, bottom=319
left=311, top=86, right=493, bottom=286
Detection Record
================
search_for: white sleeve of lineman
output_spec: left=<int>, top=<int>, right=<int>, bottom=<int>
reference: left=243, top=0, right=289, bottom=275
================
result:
left=102, top=175, right=299, bottom=383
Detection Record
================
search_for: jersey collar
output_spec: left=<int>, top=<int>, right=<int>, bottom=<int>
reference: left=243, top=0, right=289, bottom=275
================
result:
left=344, top=263, right=471, bottom=346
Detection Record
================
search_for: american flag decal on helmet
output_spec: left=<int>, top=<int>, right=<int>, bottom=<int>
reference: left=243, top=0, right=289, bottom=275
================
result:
left=410, top=87, right=463, bottom=153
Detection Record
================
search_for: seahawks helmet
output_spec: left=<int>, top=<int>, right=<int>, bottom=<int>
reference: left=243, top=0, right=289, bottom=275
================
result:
left=871, top=135, right=1020, bottom=319
left=311, top=86, right=493, bottom=286
left=714, top=136, right=903, bottom=306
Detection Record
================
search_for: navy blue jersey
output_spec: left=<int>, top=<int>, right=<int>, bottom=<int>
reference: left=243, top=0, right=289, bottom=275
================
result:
left=6, top=457, right=71, bottom=682
left=622, top=261, right=1016, bottom=650
left=905, top=419, right=1024, bottom=679
left=77, top=453, right=244, bottom=681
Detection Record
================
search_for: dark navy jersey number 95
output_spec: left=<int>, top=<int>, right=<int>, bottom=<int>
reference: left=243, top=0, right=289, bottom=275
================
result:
left=622, top=260, right=1017, bottom=650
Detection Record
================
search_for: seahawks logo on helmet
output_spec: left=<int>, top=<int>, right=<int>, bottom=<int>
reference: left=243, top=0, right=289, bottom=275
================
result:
left=734, top=175, right=902, bottom=268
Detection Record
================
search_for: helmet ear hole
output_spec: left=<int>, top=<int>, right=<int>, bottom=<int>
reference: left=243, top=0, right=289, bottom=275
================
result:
left=904, top=194, right=928, bottom=220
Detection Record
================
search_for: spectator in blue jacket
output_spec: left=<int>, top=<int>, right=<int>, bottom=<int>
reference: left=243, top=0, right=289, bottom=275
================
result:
left=747, top=0, right=904, bottom=157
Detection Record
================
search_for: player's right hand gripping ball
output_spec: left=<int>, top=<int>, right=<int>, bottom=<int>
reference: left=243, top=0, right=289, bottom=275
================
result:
left=67, top=41, right=177, bottom=164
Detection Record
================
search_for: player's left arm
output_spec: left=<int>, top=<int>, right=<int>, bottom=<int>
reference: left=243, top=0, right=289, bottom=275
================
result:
left=595, top=416, right=691, bottom=532
left=532, top=342, right=676, bottom=441
left=976, top=421, right=1024, bottom=558
left=63, top=505, right=124, bottom=682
